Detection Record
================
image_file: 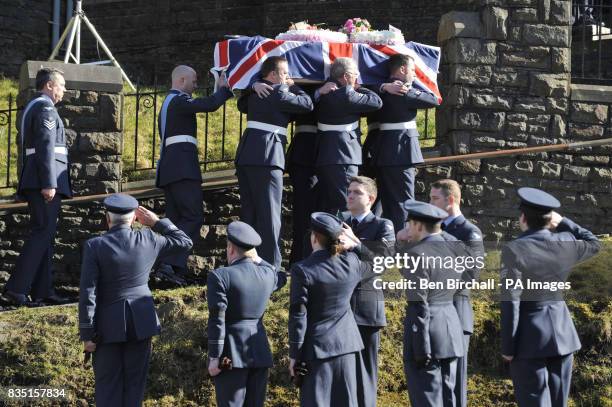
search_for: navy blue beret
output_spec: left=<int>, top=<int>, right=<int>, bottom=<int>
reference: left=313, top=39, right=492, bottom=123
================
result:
left=227, top=221, right=262, bottom=249
left=517, top=187, right=560, bottom=212
left=310, top=212, right=343, bottom=239
left=404, top=200, right=448, bottom=223
left=103, top=193, right=139, bottom=214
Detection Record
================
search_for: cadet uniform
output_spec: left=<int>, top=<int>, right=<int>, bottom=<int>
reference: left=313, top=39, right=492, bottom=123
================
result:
left=374, top=84, right=439, bottom=233
left=79, top=194, right=193, bottom=407
left=501, top=188, right=601, bottom=407
left=156, top=86, right=233, bottom=277
left=401, top=202, right=465, bottom=407
left=207, top=221, right=287, bottom=406
left=236, top=81, right=313, bottom=270
left=289, top=212, right=374, bottom=407
left=287, top=87, right=319, bottom=265
left=315, top=84, right=382, bottom=215
left=442, top=214, right=484, bottom=407
left=4, top=92, right=72, bottom=303
left=340, top=210, right=395, bottom=407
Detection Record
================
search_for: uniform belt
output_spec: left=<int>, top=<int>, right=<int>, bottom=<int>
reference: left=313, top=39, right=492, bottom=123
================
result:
left=317, top=121, right=359, bottom=132
left=246, top=120, right=288, bottom=136
left=165, top=135, right=197, bottom=147
left=379, top=121, right=417, bottom=131
left=367, top=122, right=379, bottom=132
left=25, top=146, right=68, bottom=156
left=295, top=125, right=317, bottom=134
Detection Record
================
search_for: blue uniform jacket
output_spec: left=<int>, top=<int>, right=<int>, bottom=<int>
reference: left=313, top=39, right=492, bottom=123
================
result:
left=500, top=218, right=600, bottom=358
left=289, top=249, right=376, bottom=361
left=207, top=257, right=287, bottom=368
left=444, top=215, right=485, bottom=334
left=286, top=112, right=317, bottom=169
left=401, top=233, right=465, bottom=360
left=236, top=82, right=313, bottom=170
left=18, top=93, right=72, bottom=197
left=374, top=84, right=439, bottom=166
left=156, top=88, right=233, bottom=187
left=315, top=84, right=382, bottom=166
left=78, top=219, right=193, bottom=343
left=340, top=211, right=395, bottom=327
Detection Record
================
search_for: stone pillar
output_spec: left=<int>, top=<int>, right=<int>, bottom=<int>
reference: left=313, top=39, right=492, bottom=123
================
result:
left=18, top=61, right=123, bottom=195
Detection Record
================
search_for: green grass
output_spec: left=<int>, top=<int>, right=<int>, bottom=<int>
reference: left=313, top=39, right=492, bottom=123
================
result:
left=0, top=79, right=436, bottom=194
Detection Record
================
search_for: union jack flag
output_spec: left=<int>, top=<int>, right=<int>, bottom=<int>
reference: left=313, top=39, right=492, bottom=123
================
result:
left=212, top=36, right=442, bottom=103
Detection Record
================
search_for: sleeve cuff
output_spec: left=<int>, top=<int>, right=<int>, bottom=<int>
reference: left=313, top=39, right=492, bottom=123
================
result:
left=152, top=218, right=178, bottom=234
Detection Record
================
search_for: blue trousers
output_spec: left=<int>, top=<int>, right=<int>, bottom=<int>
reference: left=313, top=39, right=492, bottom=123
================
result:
left=377, top=166, right=416, bottom=234
left=454, top=334, right=470, bottom=407
left=213, top=367, right=268, bottom=407
left=236, top=166, right=283, bottom=270
left=404, top=357, right=457, bottom=407
left=356, top=326, right=381, bottom=407
left=288, top=164, right=317, bottom=265
left=301, top=352, right=359, bottom=407
left=162, top=179, right=203, bottom=269
left=510, top=354, right=574, bottom=407
left=6, top=190, right=61, bottom=298
left=315, top=164, right=358, bottom=215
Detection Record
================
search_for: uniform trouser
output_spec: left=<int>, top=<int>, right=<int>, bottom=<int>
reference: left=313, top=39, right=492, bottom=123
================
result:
left=288, top=164, right=317, bottom=265
left=356, top=326, right=381, bottom=407
left=404, top=357, right=458, bottom=407
left=315, top=164, right=358, bottom=215
left=301, top=352, right=359, bottom=407
left=510, top=353, right=574, bottom=407
left=377, top=166, right=416, bottom=234
left=93, top=338, right=152, bottom=407
left=6, top=191, right=61, bottom=298
left=236, top=166, right=283, bottom=270
left=454, top=334, right=470, bottom=407
left=213, top=367, right=269, bottom=407
left=161, top=179, right=203, bottom=269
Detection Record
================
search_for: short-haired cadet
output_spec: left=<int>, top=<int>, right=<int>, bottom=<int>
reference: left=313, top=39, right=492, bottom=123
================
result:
left=500, top=188, right=600, bottom=407
left=79, top=194, right=193, bottom=406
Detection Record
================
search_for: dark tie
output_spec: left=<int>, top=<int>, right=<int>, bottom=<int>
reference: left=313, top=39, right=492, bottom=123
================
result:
left=441, top=222, right=447, bottom=230
left=351, top=218, right=359, bottom=229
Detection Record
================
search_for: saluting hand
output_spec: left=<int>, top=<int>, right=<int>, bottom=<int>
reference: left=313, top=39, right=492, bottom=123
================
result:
left=135, top=206, right=160, bottom=227
left=548, top=211, right=563, bottom=230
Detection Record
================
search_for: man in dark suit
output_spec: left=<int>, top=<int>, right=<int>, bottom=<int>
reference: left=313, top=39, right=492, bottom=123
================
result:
left=155, top=65, right=233, bottom=285
left=3, top=68, right=71, bottom=306
left=338, top=176, right=395, bottom=407
left=79, top=194, right=193, bottom=407
left=501, top=188, right=601, bottom=407
left=207, top=221, right=287, bottom=407
left=314, top=57, right=382, bottom=215
left=373, top=53, right=440, bottom=233
left=399, top=201, right=465, bottom=407
left=429, top=179, right=484, bottom=407
left=236, top=56, right=313, bottom=270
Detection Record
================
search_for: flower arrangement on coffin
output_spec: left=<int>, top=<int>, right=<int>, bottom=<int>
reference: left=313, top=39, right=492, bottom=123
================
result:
left=346, top=21, right=406, bottom=45
left=275, top=21, right=348, bottom=43
left=340, top=18, right=372, bottom=34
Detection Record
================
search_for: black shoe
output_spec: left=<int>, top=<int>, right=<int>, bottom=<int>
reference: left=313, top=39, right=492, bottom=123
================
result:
left=34, top=294, right=71, bottom=305
left=1, top=290, right=28, bottom=306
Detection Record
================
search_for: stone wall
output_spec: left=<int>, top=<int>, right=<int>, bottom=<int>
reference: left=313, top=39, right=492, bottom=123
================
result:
left=431, top=0, right=612, bottom=241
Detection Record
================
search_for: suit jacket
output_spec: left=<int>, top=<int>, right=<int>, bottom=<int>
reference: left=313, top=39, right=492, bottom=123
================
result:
left=286, top=112, right=317, bottom=170
left=340, top=211, right=395, bottom=327
left=374, top=84, right=439, bottom=167
left=401, top=233, right=465, bottom=360
left=79, top=219, right=193, bottom=343
left=500, top=218, right=600, bottom=358
left=236, top=82, right=313, bottom=170
left=443, top=215, right=485, bottom=334
left=207, top=257, right=287, bottom=368
left=156, top=88, right=233, bottom=187
left=18, top=93, right=72, bottom=198
left=315, top=84, right=382, bottom=166
left=289, top=249, right=376, bottom=361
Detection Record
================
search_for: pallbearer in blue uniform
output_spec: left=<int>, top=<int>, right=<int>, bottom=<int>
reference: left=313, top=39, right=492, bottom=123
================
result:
left=314, top=57, right=382, bottom=215
left=399, top=201, right=465, bottom=407
left=373, top=54, right=440, bottom=233
left=236, top=56, right=313, bottom=270
left=288, top=212, right=373, bottom=407
left=79, top=194, right=193, bottom=407
left=156, top=65, right=233, bottom=284
left=500, top=188, right=601, bottom=407
left=3, top=68, right=71, bottom=306
left=339, top=176, right=395, bottom=407
left=207, top=221, right=287, bottom=407
left=429, top=179, right=484, bottom=407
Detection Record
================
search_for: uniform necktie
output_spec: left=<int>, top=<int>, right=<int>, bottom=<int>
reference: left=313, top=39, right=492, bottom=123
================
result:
left=351, top=218, right=359, bottom=229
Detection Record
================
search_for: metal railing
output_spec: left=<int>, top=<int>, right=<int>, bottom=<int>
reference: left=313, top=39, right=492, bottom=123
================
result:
left=571, top=1, right=612, bottom=83
left=0, top=94, right=20, bottom=190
